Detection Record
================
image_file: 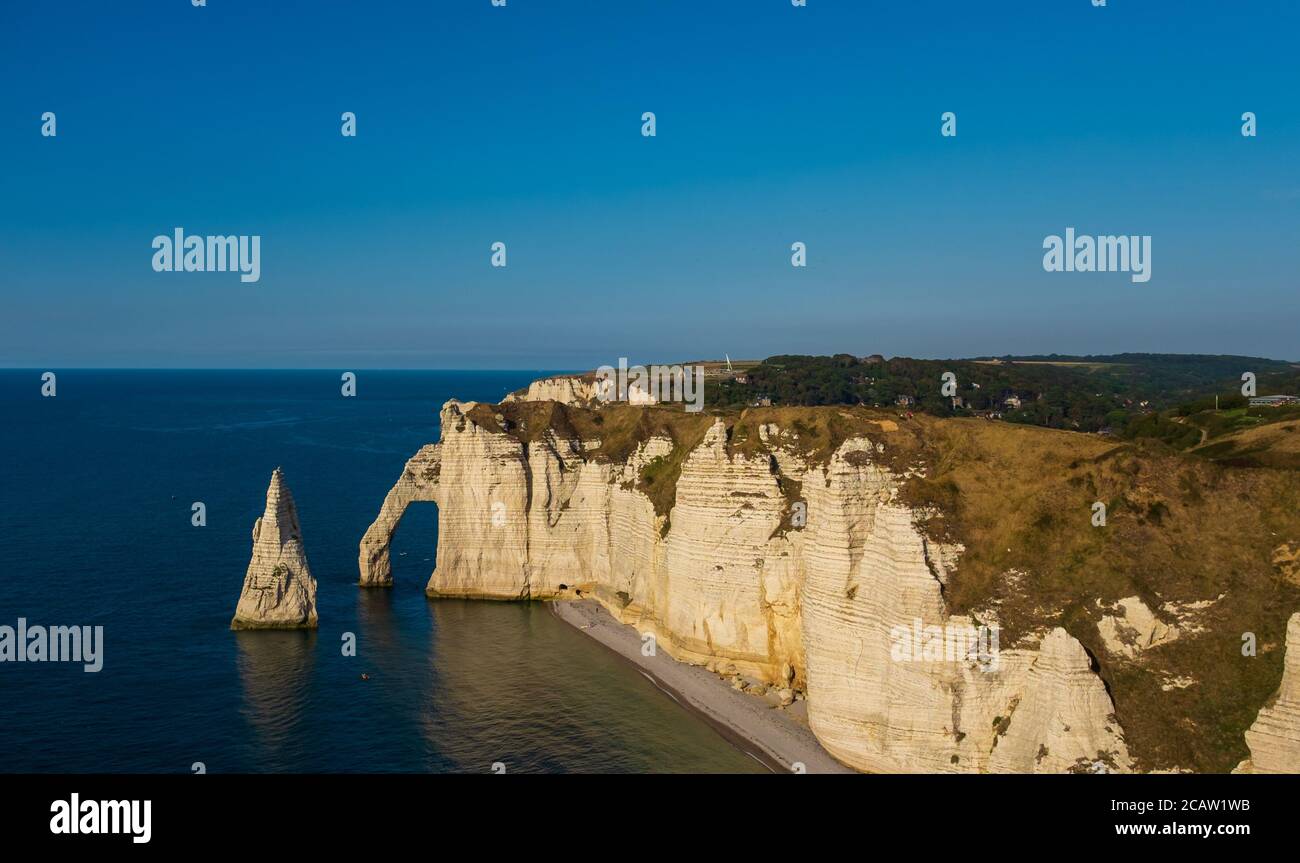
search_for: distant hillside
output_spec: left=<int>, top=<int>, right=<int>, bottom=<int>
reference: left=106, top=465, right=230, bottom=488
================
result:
left=706, top=353, right=1299, bottom=434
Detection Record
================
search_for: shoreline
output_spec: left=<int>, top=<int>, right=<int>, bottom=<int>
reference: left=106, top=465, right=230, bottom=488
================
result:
left=549, top=599, right=854, bottom=775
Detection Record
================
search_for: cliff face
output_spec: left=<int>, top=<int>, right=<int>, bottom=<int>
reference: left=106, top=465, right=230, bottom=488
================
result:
left=232, top=468, right=318, bottom=630
left=1236, top=613, right=1300, bottom=773
left=502, top=375, right=602, bottom=407
left=360, top=401, right=1133, bottom=772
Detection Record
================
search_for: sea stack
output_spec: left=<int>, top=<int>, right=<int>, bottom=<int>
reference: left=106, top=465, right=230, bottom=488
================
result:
left=231, top=468, right=318, bottom=630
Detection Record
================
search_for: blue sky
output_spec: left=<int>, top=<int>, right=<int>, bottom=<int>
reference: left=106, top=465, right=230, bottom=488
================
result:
left=2, top=0, right=1297, bottom=368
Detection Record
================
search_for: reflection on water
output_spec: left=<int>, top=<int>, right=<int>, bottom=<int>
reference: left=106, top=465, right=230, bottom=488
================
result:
left=356, top=587, right=400, bottom=656
left=420, top=601, right=768, bottom=774
left=229, top=599, right=763, bottom=773
left=235, top=630, right=317, bottom=764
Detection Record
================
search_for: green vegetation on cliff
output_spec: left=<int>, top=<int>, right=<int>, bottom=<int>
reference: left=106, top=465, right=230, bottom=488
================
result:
left=707, top=352, right=1299, bottom=434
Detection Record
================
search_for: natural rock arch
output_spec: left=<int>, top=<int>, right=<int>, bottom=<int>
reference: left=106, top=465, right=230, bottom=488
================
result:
left=358, top=444, right=441, bottom=586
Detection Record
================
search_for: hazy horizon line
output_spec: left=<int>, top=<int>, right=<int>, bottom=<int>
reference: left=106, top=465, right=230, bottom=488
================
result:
left=2, top=350, right=1297, bottom=373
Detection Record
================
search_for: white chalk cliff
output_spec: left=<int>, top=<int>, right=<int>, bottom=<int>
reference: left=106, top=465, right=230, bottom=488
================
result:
left=360, top=401, right=1134, bottom=772
left=1097, top=595, right=1180, bottom=660
left=502, top=376, right=602, bottom=407
left=232, top=468, right=318, bottom=630
left=1235, top=613, right=1300, bottom=773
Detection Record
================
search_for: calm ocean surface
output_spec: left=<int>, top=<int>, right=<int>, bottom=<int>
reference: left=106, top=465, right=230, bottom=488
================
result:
left=0, top=370, right=764, bottom=773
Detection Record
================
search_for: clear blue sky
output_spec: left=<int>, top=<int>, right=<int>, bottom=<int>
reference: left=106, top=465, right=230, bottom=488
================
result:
left=2, top=0, right=1297, bottom=368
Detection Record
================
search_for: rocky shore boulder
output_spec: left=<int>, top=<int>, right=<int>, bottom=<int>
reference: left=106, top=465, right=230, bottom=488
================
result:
left=231, top=468, right=318, bottom=630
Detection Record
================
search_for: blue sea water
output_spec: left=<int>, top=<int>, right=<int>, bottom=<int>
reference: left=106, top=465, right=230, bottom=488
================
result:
left=0, top=370, right=764, bottom=774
